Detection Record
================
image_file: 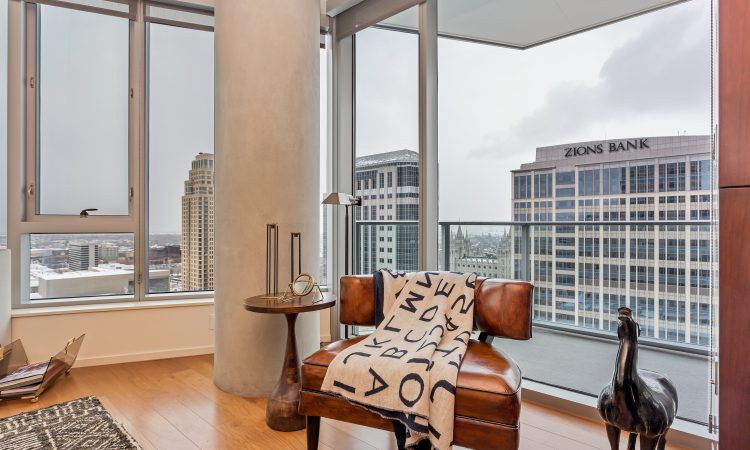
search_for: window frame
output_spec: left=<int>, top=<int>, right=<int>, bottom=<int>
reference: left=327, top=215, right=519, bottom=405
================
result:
left=8, top=0, right=215, bottom=308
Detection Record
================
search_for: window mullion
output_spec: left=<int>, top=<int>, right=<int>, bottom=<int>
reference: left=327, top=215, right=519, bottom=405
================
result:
left=133, top=0, right=146, bottom=302
left=24, top=2, right=38, bottom=222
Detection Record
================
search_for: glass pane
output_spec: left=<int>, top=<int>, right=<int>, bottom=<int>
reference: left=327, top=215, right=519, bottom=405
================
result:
left=355, top=19, right=419, bottom=275
left=147, top=24, right=214, bottom=294
left=38, top=5, right=129, bottom=215
left=319, top=46, right=329, bottom=286
left=30, top=233, right=135, bottom=300
left=437, top=0, right=715, bottom=425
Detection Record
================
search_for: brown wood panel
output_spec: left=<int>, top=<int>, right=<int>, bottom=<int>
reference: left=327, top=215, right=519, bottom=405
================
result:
left=719, top=0, right=750, bottom=187
left=719, top=188, right=750, bottom=447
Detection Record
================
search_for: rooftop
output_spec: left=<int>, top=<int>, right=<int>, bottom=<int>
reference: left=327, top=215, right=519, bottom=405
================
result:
left=517, top=134, right=711, bottom=171
left=355, top=149, right=418, bottom=169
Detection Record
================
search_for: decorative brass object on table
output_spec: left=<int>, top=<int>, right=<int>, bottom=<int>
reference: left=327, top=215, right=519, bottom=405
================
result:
left=278, top=273, right=324, bottom=303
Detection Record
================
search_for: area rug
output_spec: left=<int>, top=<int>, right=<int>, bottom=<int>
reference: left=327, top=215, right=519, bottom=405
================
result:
left=0, top=396, right=141, bottom=449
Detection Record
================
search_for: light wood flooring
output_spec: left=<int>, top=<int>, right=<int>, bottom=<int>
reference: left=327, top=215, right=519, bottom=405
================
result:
left=0, top=355, right=688, bottom=450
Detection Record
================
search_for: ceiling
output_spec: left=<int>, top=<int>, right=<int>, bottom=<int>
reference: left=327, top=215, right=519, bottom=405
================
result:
left=328, top=0, right=690, bottom=49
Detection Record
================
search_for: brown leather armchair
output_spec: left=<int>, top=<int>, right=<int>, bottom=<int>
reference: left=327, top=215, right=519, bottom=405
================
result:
left=299, top=275, right=533, bottom=450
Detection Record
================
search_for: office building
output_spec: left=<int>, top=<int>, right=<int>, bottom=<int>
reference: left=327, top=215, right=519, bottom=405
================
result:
left=67, top=242, right=100, bottom=271
left=181, top=153, right=215, bottom=291
left=354, top=149, right=419, bottom=274
left=511, top=135, right=714, bottom=345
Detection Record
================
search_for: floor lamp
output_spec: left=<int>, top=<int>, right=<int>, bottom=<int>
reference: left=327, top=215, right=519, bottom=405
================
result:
left=322, top=193, right=361, bottom=338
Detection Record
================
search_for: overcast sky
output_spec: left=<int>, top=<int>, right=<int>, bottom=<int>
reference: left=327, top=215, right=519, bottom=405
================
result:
left=1, top=0, right=712, bottom=237
left=355, top=0, right=711, bottom=221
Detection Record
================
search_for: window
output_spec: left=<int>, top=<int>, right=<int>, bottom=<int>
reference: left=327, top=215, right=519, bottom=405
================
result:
left=354, top=0, right=716, bottom=425
left=37, top=5, right=130, bottom=215
left=630, top=164, right=655, bottom=193
left=658, top=162, right=686, bottom=192
left=147, top=23, right=214, bottom=294
left=534, top=173, right=552, bottom=198
left=30, top=233, right=136, bottom=300
left=603, top=167, right=627, bottom=195
left=354, top=21, right=418, bottom=274
left=12, top=0, right=214, bottom=304
left=690, top=160, right=711, bottom=190
left=578, top=169, right=600, bottom=196
left=513, top=174, right=531, bottom=199
left=319, top=45, right=329, bottom=286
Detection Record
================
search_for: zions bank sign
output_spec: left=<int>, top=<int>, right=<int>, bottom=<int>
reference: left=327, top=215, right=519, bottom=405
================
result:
left=564, top=138, right=650, bottom=158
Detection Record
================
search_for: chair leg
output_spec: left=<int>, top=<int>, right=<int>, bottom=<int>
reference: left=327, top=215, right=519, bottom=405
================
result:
left=306, top=416, right=320, bottom=450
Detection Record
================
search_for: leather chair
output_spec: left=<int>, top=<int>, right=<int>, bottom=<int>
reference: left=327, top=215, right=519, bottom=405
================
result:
left=299, top=275, right=533, bottom=450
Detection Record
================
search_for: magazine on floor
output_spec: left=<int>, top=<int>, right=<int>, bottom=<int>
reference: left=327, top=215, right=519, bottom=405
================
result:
left=0, top=361, right=49, bottom=390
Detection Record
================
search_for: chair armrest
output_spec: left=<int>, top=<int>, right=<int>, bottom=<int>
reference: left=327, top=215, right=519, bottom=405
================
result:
left=339, top=274, right=534, bottom=340
left=340, top=275, right=377, bottom=326
left=475, top=279, right=533, bottom=340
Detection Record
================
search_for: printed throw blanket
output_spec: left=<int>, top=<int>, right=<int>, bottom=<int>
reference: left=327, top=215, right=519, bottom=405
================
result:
left=321, top=270, right=477, bottom=449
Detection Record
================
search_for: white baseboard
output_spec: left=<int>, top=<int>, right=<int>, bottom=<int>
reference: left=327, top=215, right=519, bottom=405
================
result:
left=74, top=345, right=214, bottom=368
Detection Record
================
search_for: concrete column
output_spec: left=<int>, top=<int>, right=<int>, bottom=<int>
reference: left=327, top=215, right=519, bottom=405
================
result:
left=214, top=1, right=320, bottom=396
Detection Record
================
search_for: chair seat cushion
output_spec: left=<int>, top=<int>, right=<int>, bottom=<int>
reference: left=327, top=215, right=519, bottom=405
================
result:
left=302, top=336, right=522, bottom=427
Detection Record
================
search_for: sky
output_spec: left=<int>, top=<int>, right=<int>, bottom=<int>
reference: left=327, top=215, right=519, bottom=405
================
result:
left=355, top=0, right=712, bottom=221
left=0, top=0, right=713, bottom=237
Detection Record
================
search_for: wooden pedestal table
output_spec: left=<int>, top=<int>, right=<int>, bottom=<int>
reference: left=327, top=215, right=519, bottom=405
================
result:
left=243, top=292, right=336, bottom=432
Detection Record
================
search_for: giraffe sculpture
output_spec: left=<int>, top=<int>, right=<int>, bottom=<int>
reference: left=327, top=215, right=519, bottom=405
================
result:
left=597, top=307, right=678, bottom=450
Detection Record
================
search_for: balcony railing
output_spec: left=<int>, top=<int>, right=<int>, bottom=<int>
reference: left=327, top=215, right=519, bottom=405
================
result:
left=439, top=220, right=716, bottom=352
left=353, top=219, right=717, bottom=424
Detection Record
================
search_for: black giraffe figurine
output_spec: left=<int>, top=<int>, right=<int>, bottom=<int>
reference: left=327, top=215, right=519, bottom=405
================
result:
left=597, top=307, right=678, bottom=450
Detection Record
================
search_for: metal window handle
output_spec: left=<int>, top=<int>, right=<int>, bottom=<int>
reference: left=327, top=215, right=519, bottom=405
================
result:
left=26, top=184, right=34, bottom=198
left=79, top=208, right=98, bottom=218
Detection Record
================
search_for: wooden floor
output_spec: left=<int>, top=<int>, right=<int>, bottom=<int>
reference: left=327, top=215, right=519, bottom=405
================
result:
left=0, top=355, right=688, bottom=450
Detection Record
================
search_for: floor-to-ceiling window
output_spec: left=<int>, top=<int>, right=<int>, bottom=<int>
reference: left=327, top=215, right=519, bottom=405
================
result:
left=353, top=11, right=419, bottom=275
left=320, top=42, right=329, bottom=287
left=435, top=0, right=716, bottom=425
left=147, top=22, right=214, bottom=295
left=335, top=0, right=718, bottom=429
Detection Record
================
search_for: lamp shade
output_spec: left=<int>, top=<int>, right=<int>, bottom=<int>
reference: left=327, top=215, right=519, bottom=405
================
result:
left=322, top=192, right=360, bottom=206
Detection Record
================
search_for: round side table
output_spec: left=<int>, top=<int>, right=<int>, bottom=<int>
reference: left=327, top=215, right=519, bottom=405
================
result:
left=243, top=292, right=336, bottom=432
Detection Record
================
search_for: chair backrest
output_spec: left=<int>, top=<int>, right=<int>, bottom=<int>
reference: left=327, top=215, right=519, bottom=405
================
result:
left=339, top=275, right=533, bottom=340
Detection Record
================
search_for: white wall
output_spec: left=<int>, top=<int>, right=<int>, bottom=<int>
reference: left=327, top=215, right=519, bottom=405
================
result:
left=11, top=302, right=214, bottom=367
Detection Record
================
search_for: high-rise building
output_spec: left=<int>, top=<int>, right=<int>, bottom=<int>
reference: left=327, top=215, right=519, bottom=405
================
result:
left=355, top=149, right=419, bottom=273
left=181, top=153, right=215, bottom=291
left=99, top=244, right=120, bottom=263
left=511, top=135, right=715, bottom=346
left=67, top=241, right=100, bottom=271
